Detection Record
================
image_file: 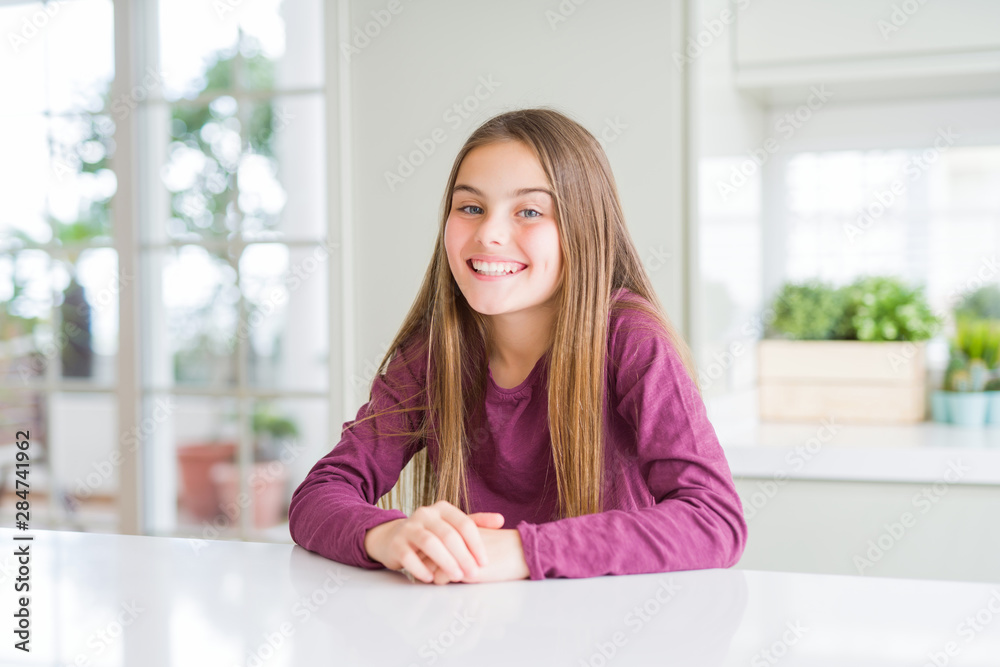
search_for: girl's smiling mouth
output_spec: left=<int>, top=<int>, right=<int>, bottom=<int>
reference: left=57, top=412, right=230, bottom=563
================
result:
left=467, top=258, right=527, bottom=279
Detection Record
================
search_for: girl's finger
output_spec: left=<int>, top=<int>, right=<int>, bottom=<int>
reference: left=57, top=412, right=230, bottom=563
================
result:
left=418, top=551, right=455, bottom=585
left=419, top=552, right=439, bottom=573
left=424, top=518, right=481, bottom=578
left=436, top=504, right=493, bottom=568
left=399, top=550, right=435, bottom=584
left=411, top=529, right=465, bottom=581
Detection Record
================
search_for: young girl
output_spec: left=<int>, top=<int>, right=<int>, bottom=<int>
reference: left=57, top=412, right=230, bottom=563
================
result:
left=289, top=108, right=747, bottom=584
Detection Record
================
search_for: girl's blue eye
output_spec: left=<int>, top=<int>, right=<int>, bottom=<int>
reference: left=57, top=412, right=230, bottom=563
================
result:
left=456, top=205, right=542, bottom=218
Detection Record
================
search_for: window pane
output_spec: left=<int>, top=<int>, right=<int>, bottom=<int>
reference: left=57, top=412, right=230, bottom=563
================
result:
left=0, top=391, right=118, bottom=534
left=0, top=3, right=52, bottom=116
left=267, top=0, right=323, bottom=91
left=782, top=146, right=1000, bottom=316
left=164, top=396, right=239, bottom=537
left=162, top=99, right=241, bottom=241
left=159, top=94, right=326, bottom=242
left=241, top=94, right=325, bottom=241
left=240, top=244, right=328, bottom=392
left=165, top=396, right=325, bottom=542
left=51, top=391, right=117, bottom=531
left=249, top=397, right=327, bottom=540
left=1, top=249, right=54, bottom=378
left=158, top=1, right=238, bottom=101
left=158, top=0, right=322, bottom=100
left=45, top=0, right=115, bottom=114
left=0, top=115, right=50, bottom=244
left=67, top=247, right=119, bottom=384
left=141, top=0, right=329, bottom=543
left=49, top=113, right=117, bottom=240
left=785, top=150, right=924, bottom=285
left=147, top=246, right=239, bottom=388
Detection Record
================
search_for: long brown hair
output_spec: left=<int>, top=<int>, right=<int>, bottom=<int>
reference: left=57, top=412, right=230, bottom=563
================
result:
left=355, top=107, right=698, bottom=520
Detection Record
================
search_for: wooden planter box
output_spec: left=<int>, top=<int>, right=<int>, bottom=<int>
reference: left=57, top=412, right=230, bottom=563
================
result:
left=758, top=340, right=927, bottom=423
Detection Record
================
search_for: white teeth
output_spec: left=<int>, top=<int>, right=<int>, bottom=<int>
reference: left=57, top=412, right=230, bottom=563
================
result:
left=471, top=259, right=524, bottom=276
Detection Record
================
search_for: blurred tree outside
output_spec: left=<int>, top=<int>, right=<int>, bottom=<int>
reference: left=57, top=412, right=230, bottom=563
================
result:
left=2, top=29, right=285, bottom=386
left=164, top=30, right=283, bottom=384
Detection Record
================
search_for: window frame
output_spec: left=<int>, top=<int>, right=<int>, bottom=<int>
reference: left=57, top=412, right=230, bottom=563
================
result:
left=109, top=0, right=345, bottom=539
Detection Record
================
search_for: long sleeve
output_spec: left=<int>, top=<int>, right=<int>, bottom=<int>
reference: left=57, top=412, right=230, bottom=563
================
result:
left=514, top=308, right=748, bottom=580
left=288, top=340, right=426, bottom=569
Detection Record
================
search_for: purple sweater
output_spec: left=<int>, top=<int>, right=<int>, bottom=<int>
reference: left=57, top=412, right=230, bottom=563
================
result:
left=289, top=289, right=747, bottom=580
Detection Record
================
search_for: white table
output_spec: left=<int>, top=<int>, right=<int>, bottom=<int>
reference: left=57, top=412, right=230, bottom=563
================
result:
left=2, top=528, right=999, bottom=666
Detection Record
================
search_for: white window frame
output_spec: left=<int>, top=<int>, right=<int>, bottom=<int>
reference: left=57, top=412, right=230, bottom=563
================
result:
left=110, top=0, right=353, bottom=538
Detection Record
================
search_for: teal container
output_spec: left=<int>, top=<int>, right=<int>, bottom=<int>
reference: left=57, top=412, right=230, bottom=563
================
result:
left=946, top=392, right=989, bottom=427
left=986, top=391, right=1000, bottom=426
left=930, top=391, right=950, bottom=423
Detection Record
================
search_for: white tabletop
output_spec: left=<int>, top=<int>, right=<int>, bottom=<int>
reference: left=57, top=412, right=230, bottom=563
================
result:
left=2, top=528, right=999, bottom=667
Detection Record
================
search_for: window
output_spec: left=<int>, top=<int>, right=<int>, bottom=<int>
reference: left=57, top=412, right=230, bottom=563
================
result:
left=1, top=0, right=330, bottom=542
left=696, top=128, right=1000, bottom=436
left=1, top=0, right=118, bottom=531
left=782, top=146, right=1000, bottom=318
left=143, top=0, right=327, bottom=541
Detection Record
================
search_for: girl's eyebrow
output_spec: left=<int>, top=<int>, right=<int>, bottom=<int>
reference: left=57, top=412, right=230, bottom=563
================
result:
left=452, top=184, right=554, bottom=199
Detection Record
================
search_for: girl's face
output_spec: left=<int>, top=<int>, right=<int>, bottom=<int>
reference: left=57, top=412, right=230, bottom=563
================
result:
left=444, top=140, right=563, bottom=317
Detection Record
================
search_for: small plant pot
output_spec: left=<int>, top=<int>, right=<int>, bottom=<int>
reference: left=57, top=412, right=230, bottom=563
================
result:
left=177, top=442, right=238, bottom=520
left=211, top=461, right=289, bottom=530
left=930, top=390, right=950, bottom=423
left=986, top=391, right=1000, bottom=427
left=945, top=392, right=989, bottom=427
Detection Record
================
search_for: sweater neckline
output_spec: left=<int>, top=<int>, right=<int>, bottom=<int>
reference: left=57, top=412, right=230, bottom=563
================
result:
left=486, top=350, right=548, bottom=397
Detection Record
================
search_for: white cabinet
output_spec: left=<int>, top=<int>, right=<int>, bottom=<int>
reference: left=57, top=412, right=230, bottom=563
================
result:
left=733, top=0, right=1000, bottom=103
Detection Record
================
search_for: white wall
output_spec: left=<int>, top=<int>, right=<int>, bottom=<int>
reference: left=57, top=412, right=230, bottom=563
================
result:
left=346, top=0, right=688, bottom=409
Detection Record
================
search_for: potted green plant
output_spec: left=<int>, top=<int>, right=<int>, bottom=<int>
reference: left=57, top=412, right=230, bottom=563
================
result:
left=835, top=276, right=940, bottom=342
left=976, top=317, right=1000, bottom=427
left=986, top=377, right=1000, bottom=427
left=251, top=407, right=299, bottom=461
left=210, top=405, right=298, bottom=530
left=936, top=317, right=1000, bottom=426
left=177, top=425, right=239, bottom=521
left=931, top=351, right=968, bottom=423
left=765, top=280, right=844, bottom=340
left=941, top=353, right=987, bottom=426
left=759, top=276, right=941, bottom=423
left=955, top=284, right=1000, bottom=320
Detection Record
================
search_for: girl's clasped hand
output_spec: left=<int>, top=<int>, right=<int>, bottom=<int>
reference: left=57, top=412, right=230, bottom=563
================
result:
left=364, top=500, right=529, bottom=585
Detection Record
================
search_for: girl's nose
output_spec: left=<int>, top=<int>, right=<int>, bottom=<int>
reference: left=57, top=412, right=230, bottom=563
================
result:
left=474, top=210, right=510, bottom=245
